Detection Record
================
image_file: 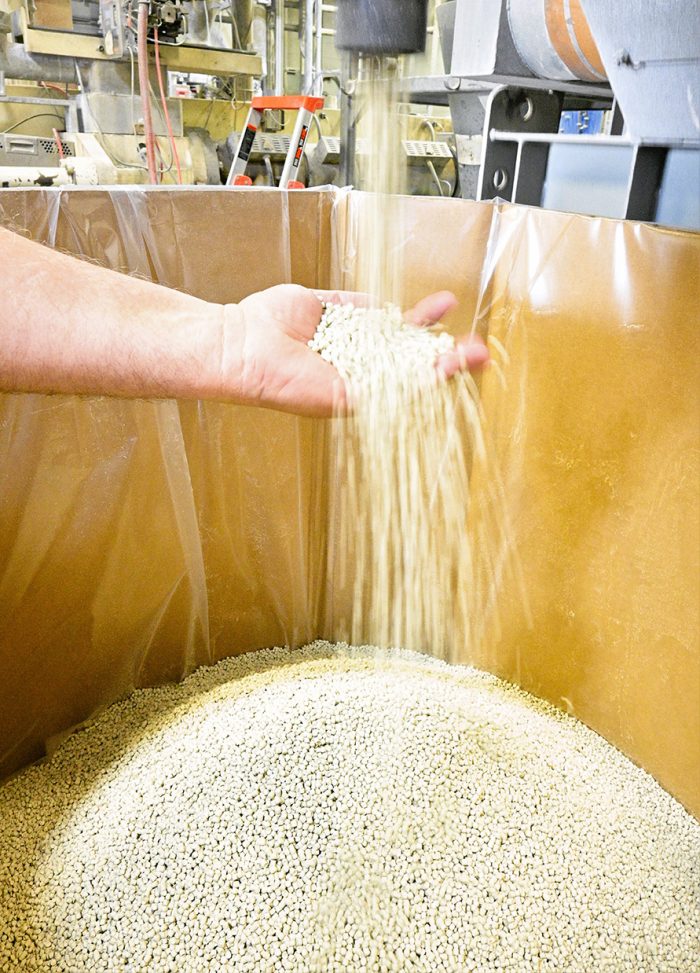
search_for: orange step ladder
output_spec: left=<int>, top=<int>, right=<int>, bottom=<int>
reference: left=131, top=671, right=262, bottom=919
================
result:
left=225, top=95, right=324, bottom=189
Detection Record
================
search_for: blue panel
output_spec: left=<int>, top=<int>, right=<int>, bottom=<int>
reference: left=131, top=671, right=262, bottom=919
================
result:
left=559, top=110, right=607, bottom=135
left=542, top=143, right=633, bottom=219
left=656, top=150, right=700, bottom=231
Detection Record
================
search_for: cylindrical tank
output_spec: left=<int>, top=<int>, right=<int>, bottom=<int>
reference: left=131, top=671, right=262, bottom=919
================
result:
left=335, top=0, right=429, bottom=55
left=507, top=0, right=606, bottom=82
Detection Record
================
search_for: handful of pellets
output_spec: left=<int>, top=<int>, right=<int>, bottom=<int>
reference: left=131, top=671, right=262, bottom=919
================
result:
left=1, top=643, right=698, bottom=973
left=309, top=302, right=455, bottom=391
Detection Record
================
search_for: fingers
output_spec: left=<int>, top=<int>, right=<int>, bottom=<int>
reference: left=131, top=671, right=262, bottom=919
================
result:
left=405, top=290, right=458, bottom=327
left=436, top=335, right=489, bottom=379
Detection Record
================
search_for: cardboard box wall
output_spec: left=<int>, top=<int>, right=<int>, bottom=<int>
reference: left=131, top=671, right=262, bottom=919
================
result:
left=1, top=187, right=698, bottom=816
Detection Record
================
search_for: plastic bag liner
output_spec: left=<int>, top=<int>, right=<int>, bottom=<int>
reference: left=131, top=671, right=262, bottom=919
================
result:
left=0, top=186, right=698, bottom=817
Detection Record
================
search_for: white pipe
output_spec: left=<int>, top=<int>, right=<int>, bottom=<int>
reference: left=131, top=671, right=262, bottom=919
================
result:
left=314, top=0, right=323, bottom=94
left=274, top=0, right=285, bottom=94
left=0, top=166, right=71, bottom=186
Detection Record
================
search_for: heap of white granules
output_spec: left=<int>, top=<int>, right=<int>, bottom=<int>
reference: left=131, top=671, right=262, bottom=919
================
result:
left=309, top=302, right=455, bottom=389
left=1, top=642, right=698, bottom=973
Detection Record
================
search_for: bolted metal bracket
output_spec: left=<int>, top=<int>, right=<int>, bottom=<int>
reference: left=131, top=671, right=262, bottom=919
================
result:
left=477, top=85, right=563, bottom=203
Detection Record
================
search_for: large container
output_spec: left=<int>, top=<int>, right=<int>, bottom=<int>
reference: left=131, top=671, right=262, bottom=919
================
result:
left=0, top=187, right=698, bottom=817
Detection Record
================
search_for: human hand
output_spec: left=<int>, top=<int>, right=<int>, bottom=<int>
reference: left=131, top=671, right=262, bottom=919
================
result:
left=226, top=284, right=488, bottom=417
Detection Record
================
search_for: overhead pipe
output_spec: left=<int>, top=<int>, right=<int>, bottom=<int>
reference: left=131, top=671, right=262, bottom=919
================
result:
left=0, top=36, right=78, bottom=84
left=263, top=1, right=276, bottom=92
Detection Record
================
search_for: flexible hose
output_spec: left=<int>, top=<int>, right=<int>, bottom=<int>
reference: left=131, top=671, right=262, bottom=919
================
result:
left=154, top=28, right=183, bottom=185
left=137, top=0, right=158, bottom=184
left=52, top=128, right=65, bottom=160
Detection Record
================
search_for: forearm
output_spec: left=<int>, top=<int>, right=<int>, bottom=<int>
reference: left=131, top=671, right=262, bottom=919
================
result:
left=0, top=227, right=241, bottom=401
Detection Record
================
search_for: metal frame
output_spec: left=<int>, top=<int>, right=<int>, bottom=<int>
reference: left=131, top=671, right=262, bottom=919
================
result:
left=625, top=147, right=670, bottom=222
left=476, top=86, right=566, bottom=205
left=478, top=85, right=699, bottom=222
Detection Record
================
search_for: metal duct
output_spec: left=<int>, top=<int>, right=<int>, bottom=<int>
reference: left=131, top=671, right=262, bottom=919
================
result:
left=233, top=0, right=254, bottom=49
left=79, top=61, right=133, bottom=95
left=0, top=36, right=78, bottom=84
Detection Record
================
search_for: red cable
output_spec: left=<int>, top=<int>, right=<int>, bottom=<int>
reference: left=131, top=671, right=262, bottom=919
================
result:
left=52, top=128, right=65, bottom=160
left=155, top=138, right=166, bottom=172
left=41, top=81, right=68, bottom=96
left=154, top=27, right=183, bottom=185
left=137, top=0, right=158, bottom=184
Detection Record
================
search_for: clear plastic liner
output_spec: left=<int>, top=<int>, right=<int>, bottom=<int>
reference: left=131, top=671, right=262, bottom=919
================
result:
left=0, top=186, right=333, bottom=780
left=0, top=186, right=698, bottom=816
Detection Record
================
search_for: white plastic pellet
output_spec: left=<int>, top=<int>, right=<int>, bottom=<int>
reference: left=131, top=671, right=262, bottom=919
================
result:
left=309, top=302, right=455, bottom=391
left=0, top=642, right=698, bottom=973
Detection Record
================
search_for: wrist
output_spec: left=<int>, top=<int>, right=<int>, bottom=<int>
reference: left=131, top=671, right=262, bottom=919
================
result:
left=195, top=302, right=247, bottom=404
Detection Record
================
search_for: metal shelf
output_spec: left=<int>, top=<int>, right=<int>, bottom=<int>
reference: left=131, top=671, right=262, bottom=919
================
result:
left=399, top=74, right=612, bottom=107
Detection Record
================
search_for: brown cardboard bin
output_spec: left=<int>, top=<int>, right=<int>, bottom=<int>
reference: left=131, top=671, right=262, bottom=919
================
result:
left=1, top=187, right=698, bottom=817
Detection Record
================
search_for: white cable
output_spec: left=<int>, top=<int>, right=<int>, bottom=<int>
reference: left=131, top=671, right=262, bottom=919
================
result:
left=128, top=45, right=136, bottom=136
left=203, top=0, right=211, bottom=44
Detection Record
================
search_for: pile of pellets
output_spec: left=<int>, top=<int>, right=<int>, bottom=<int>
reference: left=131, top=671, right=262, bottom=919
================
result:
left=309, top=302, right=455, bottom=389
left=1, top=642, right=698, bottom=973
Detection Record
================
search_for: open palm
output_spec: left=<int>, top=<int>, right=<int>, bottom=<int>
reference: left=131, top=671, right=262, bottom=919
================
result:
left=232, top=284, right=488, bottom=417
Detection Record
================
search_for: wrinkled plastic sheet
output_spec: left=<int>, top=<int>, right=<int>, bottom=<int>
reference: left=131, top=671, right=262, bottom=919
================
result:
left=1, top=186, right=698, bottom=816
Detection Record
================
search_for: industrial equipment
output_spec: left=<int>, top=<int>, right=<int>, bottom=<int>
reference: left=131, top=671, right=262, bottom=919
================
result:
left=335, top=0, right=428, bottom=57
left=429, top=0, right=700, bottom=225
left=1, top=0, right=697, bottom=223
left=0, top=0, right=263, bottom=184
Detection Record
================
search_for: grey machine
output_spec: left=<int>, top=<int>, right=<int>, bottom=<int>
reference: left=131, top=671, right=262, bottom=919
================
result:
left=439, top=0, right=700, bottom=226
left=332, top=0, right=700, bottom=228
